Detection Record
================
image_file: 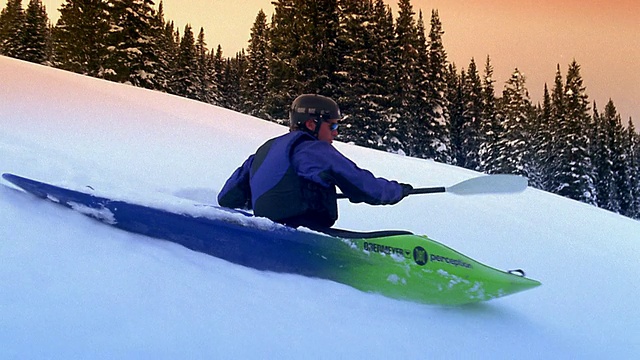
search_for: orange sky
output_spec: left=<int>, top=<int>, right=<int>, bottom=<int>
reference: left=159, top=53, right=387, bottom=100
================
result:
left=42, top=0, right=639, bottom=128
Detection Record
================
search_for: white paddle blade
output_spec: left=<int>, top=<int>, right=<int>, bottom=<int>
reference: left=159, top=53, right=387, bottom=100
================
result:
left=446, top=175, right=528, bottom=195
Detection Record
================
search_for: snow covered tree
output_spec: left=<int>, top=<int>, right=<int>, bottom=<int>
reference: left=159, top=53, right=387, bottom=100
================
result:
left=335, top=0, right=391, bottom=149
left=0, top=0, right=26, bottom=58
left=423, top=9, right=450, bottom=162
left=591, top=102, right=612, bottom=210
left=103, top=0, right=160, bottom=89
left=193, top=27, right=215, bottom=103
left=335, top=0, right=373, bottom=145
left=545, top=65, right=566, bottom=193
left=447, top=63, right=464, bottom=166
left=529, top=84, right=554, bottom=190
left=295, top=0, right=340, bottom=95
left=602, top=100, right=632, bottom=214
left=170, top=24, right=199, bottom=99
left=362, top=0, right=396, bottom=147
left=403, top=9, right=451, bottom=161
left=478, top=56, right=501, bottom=173
left=493, top=68, right=533, bottom=176
left=625, top=119, right=640, bottom=218
left=385, top=0, right=419, bottom=156
left=409, top=10, right=430, bottom=157
left=219, top=51, right=247, bottom=112
left=243, top=9, right=270, bottom=119
left=266, top=0, right=341, bottom=121
left=551, top=61, right=596, bottom=204
left=210, top=45, right=225, bottom=104
left=21, top=0, right=49, bottom=64
left=52, top=0, right=110, bottom=77
left=152, top=3, right=178, bottom=93
left=527, top=86, right=553, bottom=190
left=210, top=45, right=232, bottom=108
left=265, top=0, right=299, bottom=120
left=458, top=58, right=483, bottom=170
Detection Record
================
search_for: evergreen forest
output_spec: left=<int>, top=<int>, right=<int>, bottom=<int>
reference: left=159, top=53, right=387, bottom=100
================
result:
left=2, top=0, right=639, bottom=220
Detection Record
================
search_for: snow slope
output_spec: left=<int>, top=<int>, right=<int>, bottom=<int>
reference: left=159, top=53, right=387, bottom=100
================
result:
left=1, top=56, right=639, bottom=358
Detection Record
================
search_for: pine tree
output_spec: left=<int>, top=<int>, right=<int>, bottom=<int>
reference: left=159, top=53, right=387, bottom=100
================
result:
left=194, top=27, right=213, bottom=103
left=335, top=0, right=370, bottom=144
left=404, top=9, right=451, bottom=161
left=410, top=10, right=429, bottom=158
left=335, top=0, right=387, bottom=149
left=459, top=58, right=483, bottom=170
left=371, top=0, right=397, bottom=134
left=265, top=0, right=298, bottom=120
left=339, top=0, right=398, bottom=149
left=52, top=0, right=110, bottom=77
left=478, top=55, right=501, bottom=173
left=210, top=45, right=225, bottom=105
left=552, top=60, right=596, bottom=204
left=244, top=9, right=270, bottom=119
left=0, top=0, right=26, bottom=58
left=152, top=3, right=177, bottom=93
left=527, top=100, right=548, bottom=189
left=602, top=100, right=632, bottom=214
left=424, top=9, right=450, bottom=162
left=494, top=68, right=533, bottom=176
left=447, top=63, right=464, bottom=166
left=626, top=119, right=640, bottom=218
left=219, top=51, right=246, bottom=112
left=546, top=65, right=566, bottom=193
left=385, top=0, right=419, bottom=156
left=529, top=84, right=553, bottom=191
left=170, top=24, right=199, bottom=99
left=295, top=0, right=340, bottom=95
left=591, top=102, right=612, bottom=210
left=266, top=0, right=342, bottom=120
left=21, top=0, right=49, bottom=63
left=616, top=122, right=633, bottom=217
left=103, top=0, right=160, bottom=88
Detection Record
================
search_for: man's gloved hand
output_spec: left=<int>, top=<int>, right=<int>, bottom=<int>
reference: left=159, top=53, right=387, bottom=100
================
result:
left=400, top=183, right=413, bottom=198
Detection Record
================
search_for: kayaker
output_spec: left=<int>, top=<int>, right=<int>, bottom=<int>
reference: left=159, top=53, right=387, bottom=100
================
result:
left=217, top=94, right=412, bottom=230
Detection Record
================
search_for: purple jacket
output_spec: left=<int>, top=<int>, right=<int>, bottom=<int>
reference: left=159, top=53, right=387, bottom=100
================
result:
left=218, top=131, right=405, bottom=228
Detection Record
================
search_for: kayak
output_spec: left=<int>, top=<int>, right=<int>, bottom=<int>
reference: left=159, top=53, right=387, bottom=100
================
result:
left=2, top=173, right=541, bottom=305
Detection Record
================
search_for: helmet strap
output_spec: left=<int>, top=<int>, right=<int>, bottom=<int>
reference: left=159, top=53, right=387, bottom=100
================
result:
left=305, top=117, right=323, bottom=138
left=312, top=118, right=323, bottom=138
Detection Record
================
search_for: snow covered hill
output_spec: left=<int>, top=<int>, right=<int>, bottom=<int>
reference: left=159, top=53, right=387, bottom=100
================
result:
left=1, top=56, right=639, bottom=358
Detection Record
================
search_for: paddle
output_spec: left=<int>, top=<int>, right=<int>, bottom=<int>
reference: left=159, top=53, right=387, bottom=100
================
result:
left=337, top=174, right=528, bottom=199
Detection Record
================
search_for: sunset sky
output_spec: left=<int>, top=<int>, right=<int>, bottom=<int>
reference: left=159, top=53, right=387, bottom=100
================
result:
left=41, top=0, right=639, bottom=127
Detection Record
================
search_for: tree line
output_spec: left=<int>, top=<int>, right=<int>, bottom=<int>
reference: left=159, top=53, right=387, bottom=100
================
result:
left=1, top=0, right=639, bottom=220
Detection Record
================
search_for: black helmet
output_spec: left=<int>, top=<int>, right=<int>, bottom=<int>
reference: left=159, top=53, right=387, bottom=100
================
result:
left=289, top=94, right=341, bottom=131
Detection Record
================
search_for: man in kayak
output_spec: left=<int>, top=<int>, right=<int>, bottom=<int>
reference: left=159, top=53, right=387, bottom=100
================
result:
left=218, top=94, right=412, bottom=230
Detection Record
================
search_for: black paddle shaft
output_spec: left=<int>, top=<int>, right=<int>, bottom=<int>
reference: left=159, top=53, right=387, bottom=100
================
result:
left=336, top=186, right=446, bottom=199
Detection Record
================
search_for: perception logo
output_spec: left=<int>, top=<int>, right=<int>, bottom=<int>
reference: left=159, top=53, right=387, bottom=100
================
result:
left=413, top=246, right=428, bottom=266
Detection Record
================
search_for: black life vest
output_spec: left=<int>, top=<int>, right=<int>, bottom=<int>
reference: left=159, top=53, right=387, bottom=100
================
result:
left=250, top=131, right=337, bottom=228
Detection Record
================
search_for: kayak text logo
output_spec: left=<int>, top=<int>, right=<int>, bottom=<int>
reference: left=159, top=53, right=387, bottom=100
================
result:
left=363, top=242, right=405, bottom=257
left=429, top=254, right=473, bottom=269
left=413, top=246, right=428, bottom=265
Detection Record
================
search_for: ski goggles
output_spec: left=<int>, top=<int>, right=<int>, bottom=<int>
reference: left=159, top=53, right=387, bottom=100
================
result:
left=328, top=122, right=339, bottom=131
